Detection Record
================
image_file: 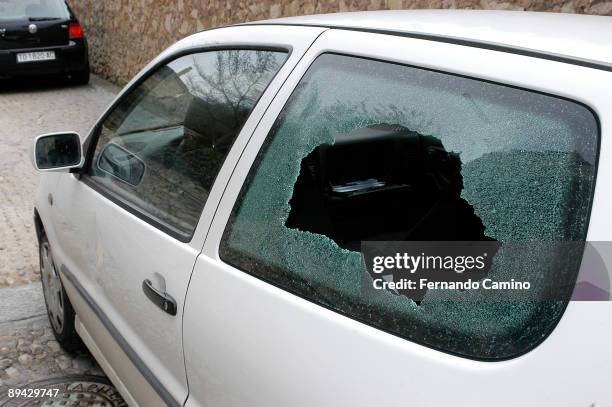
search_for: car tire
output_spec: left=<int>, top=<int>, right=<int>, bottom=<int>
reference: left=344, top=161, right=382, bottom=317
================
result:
left=39, top=233, right=84, bottom=353
left=69, top=66, right=90, bottom=85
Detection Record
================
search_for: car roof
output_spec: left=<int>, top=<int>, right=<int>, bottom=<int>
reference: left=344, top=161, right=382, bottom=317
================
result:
left=247, top=10, right=612, bottom=70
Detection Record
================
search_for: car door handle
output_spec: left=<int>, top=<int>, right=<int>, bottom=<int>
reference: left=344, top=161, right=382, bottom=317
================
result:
left=142, top=279, right=177, bottom=316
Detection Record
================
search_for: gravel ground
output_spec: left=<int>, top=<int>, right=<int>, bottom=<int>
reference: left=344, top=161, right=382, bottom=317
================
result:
left=0, top=76, right=120, bottom=394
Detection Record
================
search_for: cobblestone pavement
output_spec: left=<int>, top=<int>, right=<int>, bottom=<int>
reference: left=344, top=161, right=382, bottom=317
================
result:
left=0, top=76, right=120, bottom=394
left=0, top=315, right=104, bottom=394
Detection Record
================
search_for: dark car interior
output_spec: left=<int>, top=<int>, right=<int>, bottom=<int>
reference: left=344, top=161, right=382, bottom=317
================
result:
left=285, top=123, right=492, bottom=250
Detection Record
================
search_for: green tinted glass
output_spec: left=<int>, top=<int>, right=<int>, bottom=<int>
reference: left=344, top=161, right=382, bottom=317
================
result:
left=220, top=53, right=598, bottom=360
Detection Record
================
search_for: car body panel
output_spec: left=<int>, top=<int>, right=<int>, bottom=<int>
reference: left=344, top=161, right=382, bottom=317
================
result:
left=0, top=41, right=88, bottom=77
left=69, top=284, right=156, bottom=407
left=0, top=18, right=68, bottom=49
left=182, top=28, right=612, bottom=407
left=249, top=10, right=612, bottom=69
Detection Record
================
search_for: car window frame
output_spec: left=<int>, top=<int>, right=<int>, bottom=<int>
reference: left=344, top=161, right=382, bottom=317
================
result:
left=203, top=29, right=604, bottom=362
left=218, top=51, right=602, bottom=360
left=79, top=45, right=292, bottom=243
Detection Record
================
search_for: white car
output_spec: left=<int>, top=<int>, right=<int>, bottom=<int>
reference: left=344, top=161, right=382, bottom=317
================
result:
left=31, top=10, right=612, bottom=407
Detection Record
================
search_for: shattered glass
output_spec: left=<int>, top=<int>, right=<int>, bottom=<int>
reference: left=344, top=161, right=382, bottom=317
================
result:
left=220, top=54, right=598, bottom=359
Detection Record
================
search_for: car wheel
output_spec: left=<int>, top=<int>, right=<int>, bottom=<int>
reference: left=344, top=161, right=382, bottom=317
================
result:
left=39, top=233, right=84, bottom=353
left=69, top=67, right=90, bottom=85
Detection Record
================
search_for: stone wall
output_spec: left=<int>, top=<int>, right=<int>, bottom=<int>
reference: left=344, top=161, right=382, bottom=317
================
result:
left=69, top=0, right=612, bottom=85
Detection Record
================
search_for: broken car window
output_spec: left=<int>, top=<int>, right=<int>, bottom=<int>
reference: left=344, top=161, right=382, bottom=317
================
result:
left=220, top=53, right=598, bottom=359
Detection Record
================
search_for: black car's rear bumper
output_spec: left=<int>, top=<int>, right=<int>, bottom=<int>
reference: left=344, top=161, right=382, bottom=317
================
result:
left=0, top=40, right=88, bottom=78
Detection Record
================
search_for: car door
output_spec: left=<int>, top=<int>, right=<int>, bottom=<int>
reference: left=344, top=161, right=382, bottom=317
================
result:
left=48, top=25, right=327, bottom=407
left=183, top=28, right=612, bottom=406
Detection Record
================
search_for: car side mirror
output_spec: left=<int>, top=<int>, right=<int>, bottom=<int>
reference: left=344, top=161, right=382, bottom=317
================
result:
left=97, top=143, right=146, bottom=186
left=32, top=132, right=84, bottom=172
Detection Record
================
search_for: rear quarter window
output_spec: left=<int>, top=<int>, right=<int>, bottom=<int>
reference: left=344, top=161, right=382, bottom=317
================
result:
left=220, top=53, right=599, bottom=360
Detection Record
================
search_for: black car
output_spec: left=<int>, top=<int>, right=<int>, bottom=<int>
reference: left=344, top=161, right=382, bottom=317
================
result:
left=0, top=0, right=89, bottom=84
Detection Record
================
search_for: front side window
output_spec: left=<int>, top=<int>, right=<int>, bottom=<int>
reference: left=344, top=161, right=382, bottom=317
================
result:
left=89, top=49, right=287, bottom=239
left=220, top=53, right=598, bottom=360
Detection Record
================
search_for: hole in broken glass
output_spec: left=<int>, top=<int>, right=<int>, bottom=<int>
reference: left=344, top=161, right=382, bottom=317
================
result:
left=285, top=123, right=496, bottom=251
